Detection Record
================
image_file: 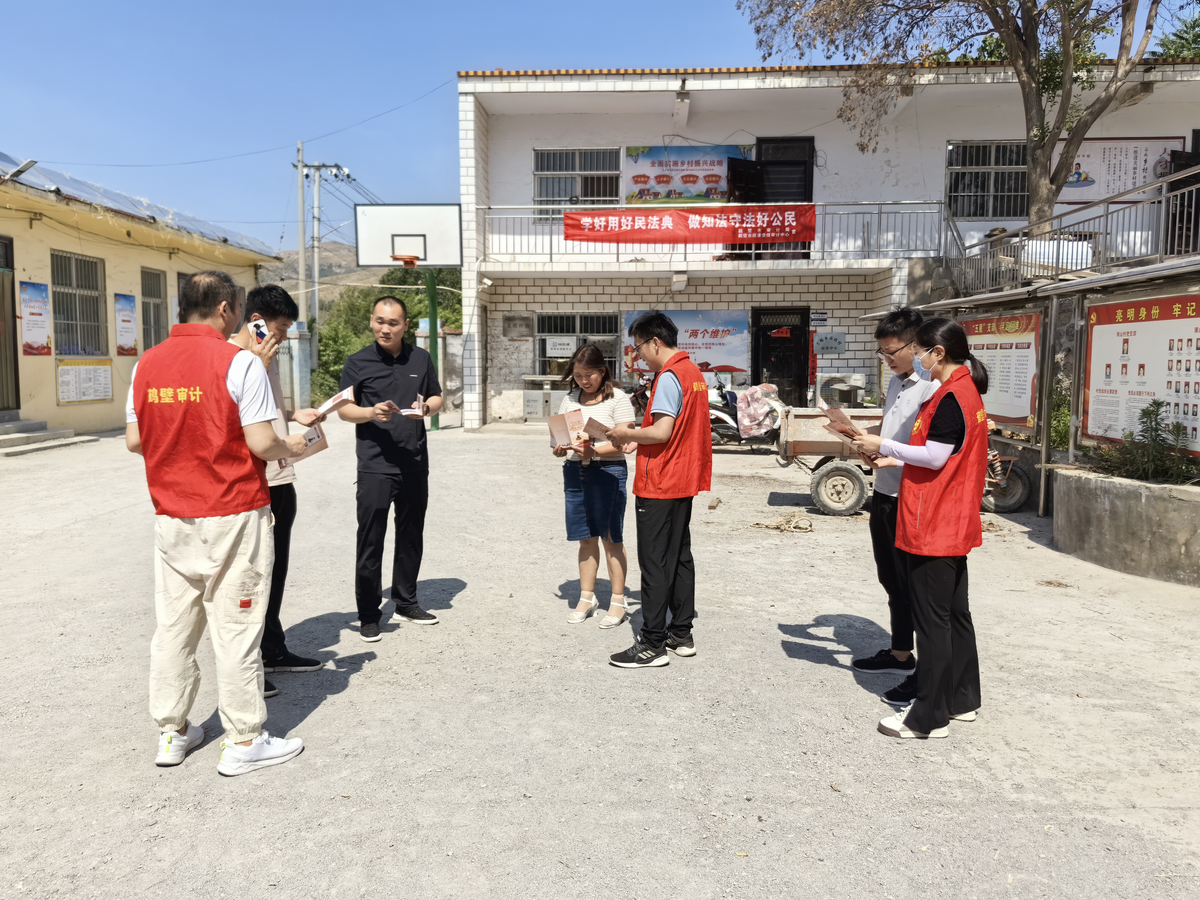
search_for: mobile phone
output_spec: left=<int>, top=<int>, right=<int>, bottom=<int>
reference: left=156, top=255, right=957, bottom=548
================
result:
left=252, top=320, right=268, bottom=344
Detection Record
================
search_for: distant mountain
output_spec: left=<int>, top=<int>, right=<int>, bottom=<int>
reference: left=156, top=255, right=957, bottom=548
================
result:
left=259, top=241, right=392, bottom=314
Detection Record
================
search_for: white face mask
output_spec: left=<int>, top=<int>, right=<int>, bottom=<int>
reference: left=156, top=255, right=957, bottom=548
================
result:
left=912, top=348, right=935, bottom=381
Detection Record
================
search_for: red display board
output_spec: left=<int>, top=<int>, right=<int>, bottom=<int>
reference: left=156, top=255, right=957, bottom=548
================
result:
left=564, top=205, right=815, bottom=244
left=960, top=312, right=1041, bottom=426
left=1083, top=294, right=1200, bottom=456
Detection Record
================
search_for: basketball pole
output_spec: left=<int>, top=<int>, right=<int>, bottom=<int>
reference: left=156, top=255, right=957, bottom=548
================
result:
left=425, top=269, right=440, bottom=431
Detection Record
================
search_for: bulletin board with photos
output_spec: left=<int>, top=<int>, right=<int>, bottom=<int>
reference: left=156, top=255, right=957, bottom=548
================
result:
left=1082, top=294, right=1200, bottom=457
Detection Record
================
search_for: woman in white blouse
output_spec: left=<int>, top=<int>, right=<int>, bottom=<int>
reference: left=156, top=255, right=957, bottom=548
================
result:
left=551, top=344, right=637, bottom=627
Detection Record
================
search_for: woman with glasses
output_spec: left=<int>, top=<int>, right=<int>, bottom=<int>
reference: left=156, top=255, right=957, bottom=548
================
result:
left=551, top=344, right=637, bottom=627
left=853, top=317, right=988, bottom=740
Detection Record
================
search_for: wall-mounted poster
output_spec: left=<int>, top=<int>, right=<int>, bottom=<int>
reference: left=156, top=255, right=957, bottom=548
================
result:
left=115, top=293, right=137, bottom=356
left=622, top=310, right=750, bottom=384
left=1083, top=294, right=1200, bottom=457
left=1051, top=137, right=1184, bottom=204
left=19, top=281, right=51, bottom=355
left=961, top=312, right=1041, bottom=426
left=56, top=358, right=113, bottom=404
left=623, top=145, right=754, bottom=204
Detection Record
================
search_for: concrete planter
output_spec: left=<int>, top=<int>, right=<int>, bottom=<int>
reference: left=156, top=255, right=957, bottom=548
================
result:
left=1053, top=468, right=1200, bottom=588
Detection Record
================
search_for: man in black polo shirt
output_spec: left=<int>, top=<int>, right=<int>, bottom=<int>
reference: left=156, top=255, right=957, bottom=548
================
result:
left=338, top=296, right=444, bottom=642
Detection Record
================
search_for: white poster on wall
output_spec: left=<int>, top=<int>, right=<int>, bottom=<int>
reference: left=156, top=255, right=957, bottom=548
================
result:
left=56, top=359, right=113, bottom=404
left=1051, top=137, right=1184, bottom=203
left=545, top=337, right=577, bottom=358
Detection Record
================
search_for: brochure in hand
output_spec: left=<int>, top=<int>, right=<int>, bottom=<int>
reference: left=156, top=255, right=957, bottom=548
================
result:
left=280, top=422, right=328, bottom=467
left=548, top=409, right=588, bottom=448
left=821, top=406, right=864, bottom=442
left=400, top=394, right=425, bottom=417
left=317, top=386, right=356, bottom=417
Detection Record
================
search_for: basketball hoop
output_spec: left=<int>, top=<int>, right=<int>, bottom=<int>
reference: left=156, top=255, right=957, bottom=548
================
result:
left=390, top=255, right=420, bottom=268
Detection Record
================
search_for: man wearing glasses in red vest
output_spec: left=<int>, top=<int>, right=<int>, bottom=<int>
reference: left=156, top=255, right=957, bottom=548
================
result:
left=126, top=271, right=309, bottom=776
left=607, top=311, right=713, bottom=667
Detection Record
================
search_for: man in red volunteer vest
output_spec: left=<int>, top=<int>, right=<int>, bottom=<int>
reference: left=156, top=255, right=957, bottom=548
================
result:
left=126, top=271, right=309, bottom=776
left=607, top=311, right=712, bottom=668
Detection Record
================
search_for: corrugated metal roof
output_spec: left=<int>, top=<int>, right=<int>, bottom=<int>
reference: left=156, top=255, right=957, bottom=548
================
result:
left=458, top=59, right=1200, bottom=78
left=0, top=151, right=277, bottom=259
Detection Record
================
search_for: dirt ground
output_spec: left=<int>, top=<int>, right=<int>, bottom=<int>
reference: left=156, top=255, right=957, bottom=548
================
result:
left=2, top=418, right=1199, bottom=899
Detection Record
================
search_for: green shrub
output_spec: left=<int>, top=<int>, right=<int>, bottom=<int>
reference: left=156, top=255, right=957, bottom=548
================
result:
left=310, top=268, right=462, bottom=405
left=1085, top=399, right=1200, bottom=485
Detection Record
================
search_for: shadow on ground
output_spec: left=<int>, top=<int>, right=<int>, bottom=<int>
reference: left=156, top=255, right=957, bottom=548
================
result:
left=767, top=490, right=812, bottom=507
left=383, top=577, right=469, bottom=611
left=778, top=613, right=902, bottom=695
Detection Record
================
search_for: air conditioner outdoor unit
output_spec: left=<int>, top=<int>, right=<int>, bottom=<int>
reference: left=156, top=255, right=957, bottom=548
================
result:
left=814, top=373, right=868, bottom=408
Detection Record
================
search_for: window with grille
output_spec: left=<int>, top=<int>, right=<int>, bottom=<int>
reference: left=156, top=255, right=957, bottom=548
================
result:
left=533, top=149, right=621, bottom=210
left=535, top=312, right=621, bottom=377
left=51, top=250, right=107, bottom=357
left=141, top=268, right=168, bottom=350
left=947, top=142, right=1029, bottom=219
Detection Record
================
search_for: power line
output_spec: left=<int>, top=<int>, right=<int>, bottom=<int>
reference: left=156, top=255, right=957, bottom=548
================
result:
left=39, top=78, right=454, bottom=169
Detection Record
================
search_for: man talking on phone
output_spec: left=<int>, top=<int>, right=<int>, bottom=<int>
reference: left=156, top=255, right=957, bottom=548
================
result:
left=337, top=296, right=443, bottom=642
left=230, top=285, right=326, bottom=695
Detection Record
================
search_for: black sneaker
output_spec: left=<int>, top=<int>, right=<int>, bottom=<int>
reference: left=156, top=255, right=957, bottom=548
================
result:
left=609, top=639, right=669, bottom=668
left=881, top=673, right=917, bottom=707
left=852, top=649, right=916, bottom=675
left=394, top=606, right=439, bottom=625
left=263, top=678, right=279, bottom=698
left=360, top=622, right=382, bottom=643
left=665, top=633, right=696, bottom=657
left=263, top=651, right=323, bottom=673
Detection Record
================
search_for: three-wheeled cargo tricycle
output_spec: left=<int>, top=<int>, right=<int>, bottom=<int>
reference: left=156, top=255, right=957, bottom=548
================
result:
left=775, top=407, right=1033, bottom=516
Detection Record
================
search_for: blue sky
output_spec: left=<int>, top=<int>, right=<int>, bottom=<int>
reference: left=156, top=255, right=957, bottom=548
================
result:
left=1, top=0, right=770, bottom=252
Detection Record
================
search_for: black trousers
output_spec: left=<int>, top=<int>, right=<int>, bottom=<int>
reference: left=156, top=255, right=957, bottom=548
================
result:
left=635, top=496, right=696, bottom=647
left=355, top=470, right=429, bottom=625
left=262, top=483, right=297, bottom=662
left=902, top=552, right=981, bottom=733
left=868, top=491, right=914, bottom=653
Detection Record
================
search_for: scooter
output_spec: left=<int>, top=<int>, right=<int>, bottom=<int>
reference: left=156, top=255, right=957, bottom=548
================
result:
left=709, top=376, right=783, bottom=448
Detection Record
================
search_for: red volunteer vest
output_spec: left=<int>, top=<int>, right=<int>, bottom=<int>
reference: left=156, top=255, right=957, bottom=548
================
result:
left=133, top=324, right=269, bottom=518
left=895, top=366, right=989, bottom=557
left=634, top=351, right=713, bottom=499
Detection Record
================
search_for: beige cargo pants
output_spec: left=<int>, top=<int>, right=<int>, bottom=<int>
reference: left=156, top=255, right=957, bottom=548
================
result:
left=149, top=506, right=273, bottom=743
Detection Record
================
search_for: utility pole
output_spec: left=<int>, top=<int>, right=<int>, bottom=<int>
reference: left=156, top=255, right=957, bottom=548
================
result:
left=312, top=168, right=321, bottom=328
left=296, top=142, right=306, bottom=325
left=301, top=162, right=347, bottom=330
left=425, top=270, right=440, bottom=432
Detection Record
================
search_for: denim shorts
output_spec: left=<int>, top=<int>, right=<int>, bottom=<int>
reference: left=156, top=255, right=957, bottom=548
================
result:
left=563, top=460, right=628, bottom=543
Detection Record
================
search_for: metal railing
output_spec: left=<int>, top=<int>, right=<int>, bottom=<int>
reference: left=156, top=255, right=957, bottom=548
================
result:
left=481, top=201, right=948, bottom=264
left=950, top=164, right=1200, bottom=296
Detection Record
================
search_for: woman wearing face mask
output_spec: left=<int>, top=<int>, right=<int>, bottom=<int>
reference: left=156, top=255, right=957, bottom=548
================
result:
left=552, top=344, right=638, bottom=626
left=852, top=318, right=988, bottom=739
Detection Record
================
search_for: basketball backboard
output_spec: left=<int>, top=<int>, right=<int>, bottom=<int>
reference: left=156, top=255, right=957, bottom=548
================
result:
left=354, top=204, right=463, bottom=268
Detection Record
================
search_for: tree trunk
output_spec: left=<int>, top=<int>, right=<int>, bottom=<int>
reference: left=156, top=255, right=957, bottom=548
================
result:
left=1027, top=146, right=1060, bottom=235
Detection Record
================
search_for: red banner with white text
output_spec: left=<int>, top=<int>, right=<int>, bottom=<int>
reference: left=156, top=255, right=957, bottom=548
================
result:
left=564, top=205, right=816, bottom=244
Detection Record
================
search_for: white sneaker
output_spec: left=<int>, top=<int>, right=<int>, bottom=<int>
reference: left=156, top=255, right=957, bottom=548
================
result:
left=878, top=705, right=949, bottom=739
left=217, top=731, right=304, bottom=776
left=950, top=710, right=978, bottom=722
left=155, top=722, right=205, bottom=767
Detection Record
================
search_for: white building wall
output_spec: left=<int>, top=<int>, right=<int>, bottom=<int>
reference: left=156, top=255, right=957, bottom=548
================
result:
left=472, top=68, right=1199, bottom=243
left=459, top=92, right=490, bottom=429
left=483, top=273, right=891, bottom=421
left=458, top=63, right=1200, bottom=423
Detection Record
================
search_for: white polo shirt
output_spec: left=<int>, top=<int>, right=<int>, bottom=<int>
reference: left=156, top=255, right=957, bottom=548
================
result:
left=874, top=371, right=940, bottom=497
